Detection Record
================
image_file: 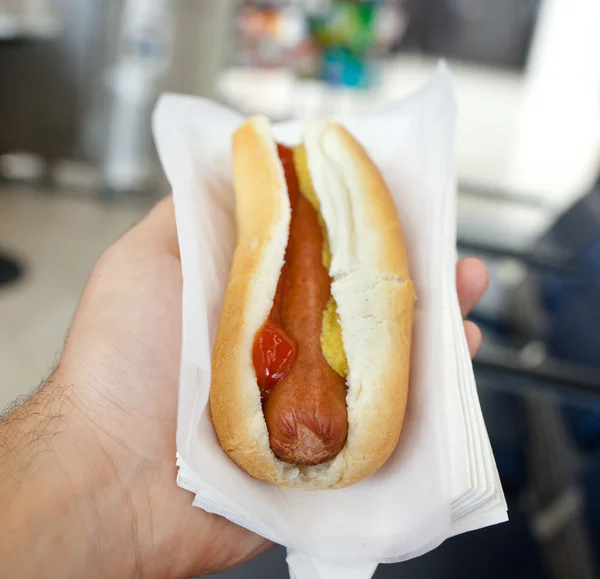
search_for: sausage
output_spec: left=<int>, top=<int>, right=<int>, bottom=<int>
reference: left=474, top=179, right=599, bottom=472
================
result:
left=253, top=144, right=348, bottom=466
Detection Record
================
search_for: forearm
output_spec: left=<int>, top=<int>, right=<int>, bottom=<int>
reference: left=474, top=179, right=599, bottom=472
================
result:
left=0, top=374, right=138, bottom=579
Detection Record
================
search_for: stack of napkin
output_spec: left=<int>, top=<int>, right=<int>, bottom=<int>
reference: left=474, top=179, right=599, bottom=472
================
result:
left=153, top=63, right=507, bottom=579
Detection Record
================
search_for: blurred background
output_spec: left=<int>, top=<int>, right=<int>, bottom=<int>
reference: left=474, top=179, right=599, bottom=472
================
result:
left=1, top=0, right=600, bottom=577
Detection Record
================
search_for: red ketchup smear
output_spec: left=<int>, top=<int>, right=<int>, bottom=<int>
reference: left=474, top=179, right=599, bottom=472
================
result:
left=252, top=145, right=300, bottom=400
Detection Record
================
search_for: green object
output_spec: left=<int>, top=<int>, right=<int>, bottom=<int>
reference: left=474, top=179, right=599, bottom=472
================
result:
left=310, top=1, right=376, bottom=55
left=309, top=1, right=377, bottom=87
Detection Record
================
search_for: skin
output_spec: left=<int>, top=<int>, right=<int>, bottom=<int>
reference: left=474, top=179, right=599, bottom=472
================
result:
left=0, top=197, right=489, bottom=579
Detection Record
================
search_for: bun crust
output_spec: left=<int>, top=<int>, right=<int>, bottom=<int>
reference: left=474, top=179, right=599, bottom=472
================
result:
left=210, top=117, right=414, bottom=489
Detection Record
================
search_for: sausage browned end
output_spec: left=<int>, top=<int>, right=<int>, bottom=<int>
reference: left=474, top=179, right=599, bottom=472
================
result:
left=262, top=147, right=348, bottom=466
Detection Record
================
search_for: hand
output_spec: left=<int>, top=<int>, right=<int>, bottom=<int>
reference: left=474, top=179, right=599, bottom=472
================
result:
left=0, top=197, right=268, bottom=579
left=457, top=256, right=489, bottom=357
left=60, top=197, right=270, bottom=577
left=0, top=197, right=489, bottom=579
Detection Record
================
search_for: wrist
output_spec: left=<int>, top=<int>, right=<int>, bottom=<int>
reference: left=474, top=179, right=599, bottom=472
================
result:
left=0, top=372, right=141, bottom=579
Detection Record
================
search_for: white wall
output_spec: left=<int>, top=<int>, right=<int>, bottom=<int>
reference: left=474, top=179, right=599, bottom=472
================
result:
left=507, top=0, right=600, bottom=212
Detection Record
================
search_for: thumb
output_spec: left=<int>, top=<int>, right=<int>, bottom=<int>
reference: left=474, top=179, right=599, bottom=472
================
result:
left=128, top=195, right=180, bottom=259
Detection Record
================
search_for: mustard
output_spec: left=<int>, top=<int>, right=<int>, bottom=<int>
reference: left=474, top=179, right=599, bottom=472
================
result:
left=321, top=297, right=350, bottom=378
left=293, top=145, right=348, bottom=379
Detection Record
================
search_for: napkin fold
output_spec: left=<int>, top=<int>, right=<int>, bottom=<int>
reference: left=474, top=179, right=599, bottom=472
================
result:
left=153, top=62, right=507, bottom=579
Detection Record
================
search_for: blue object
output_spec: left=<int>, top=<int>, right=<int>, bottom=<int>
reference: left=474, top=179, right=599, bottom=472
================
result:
left=533, top=183, right=600, bottom=450
left=320, top=47, right=374, bottom=88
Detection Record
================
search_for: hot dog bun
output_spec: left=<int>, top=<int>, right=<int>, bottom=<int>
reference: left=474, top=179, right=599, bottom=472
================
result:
left=210, top=117, right=414, bottom=489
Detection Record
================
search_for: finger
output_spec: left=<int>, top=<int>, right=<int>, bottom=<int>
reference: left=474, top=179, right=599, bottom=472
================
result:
left=464, top=320, right=482, bottom=358
left=457, top=257, right=489, bottom=317
left=129, top=196, right=180, bottom=259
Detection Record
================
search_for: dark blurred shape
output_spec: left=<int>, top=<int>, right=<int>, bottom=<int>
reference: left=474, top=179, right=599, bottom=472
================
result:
left=478, top=388, right=528, bottom=495
left=0, top=1, right=107, bottom=164
left=531, top=179, right=600, bottom=451
left=0, top=38, right=79, bottom=161
left=463, top=178, right=600, bottom=406
left=403, top=0, right=540, bottom=69
left=535, top=176, right=600, bottom=267
left=581, top=460, right=600, bottom=573
left=0, top=254, right=23, bottom=287
left=213, top=546, right=289, bottom=578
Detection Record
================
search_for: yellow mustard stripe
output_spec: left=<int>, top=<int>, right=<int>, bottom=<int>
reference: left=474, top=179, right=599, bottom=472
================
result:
left=321, top=297, right=350, bottom=378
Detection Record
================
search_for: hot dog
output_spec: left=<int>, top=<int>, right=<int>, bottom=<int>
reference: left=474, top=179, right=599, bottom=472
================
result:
left=262, top=145, right=348, bottom=466
left=210, top=117, right=414, bottom=489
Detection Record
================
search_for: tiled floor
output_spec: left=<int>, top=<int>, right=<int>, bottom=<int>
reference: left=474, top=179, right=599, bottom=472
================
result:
left=0, top=186, right=150, bottom=410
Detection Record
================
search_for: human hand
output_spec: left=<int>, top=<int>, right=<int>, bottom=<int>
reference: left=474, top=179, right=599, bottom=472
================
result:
left=0, top=197, right=489, bottom=579
left=457, top=256, right=489, bottom=357
left=0, top=197, right=268, bottom=579
left=59, top=197, right=271, bottom=578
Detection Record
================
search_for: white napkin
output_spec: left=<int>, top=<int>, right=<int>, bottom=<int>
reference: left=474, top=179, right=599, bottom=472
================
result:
left=153, top=62, right=507, bottom=579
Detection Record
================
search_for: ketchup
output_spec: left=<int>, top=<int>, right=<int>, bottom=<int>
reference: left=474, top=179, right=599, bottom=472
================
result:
left=252, top=145, right=300, bottom=398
